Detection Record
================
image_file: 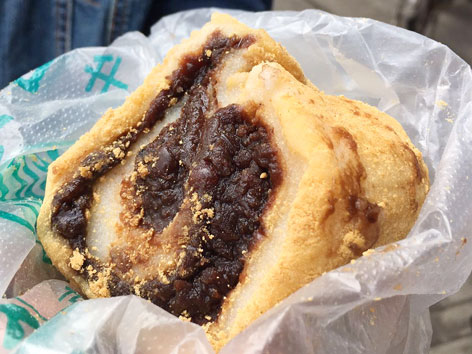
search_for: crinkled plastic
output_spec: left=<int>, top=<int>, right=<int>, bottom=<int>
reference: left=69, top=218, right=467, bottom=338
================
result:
left=1, top=8, right=472, bottom=354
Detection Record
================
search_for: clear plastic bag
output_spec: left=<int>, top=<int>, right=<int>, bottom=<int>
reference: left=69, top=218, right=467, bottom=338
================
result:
left=1, top=8, right=471, bottom=354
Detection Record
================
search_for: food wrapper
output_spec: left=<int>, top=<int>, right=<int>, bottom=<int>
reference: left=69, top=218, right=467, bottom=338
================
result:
left=1, top=8, right=471, bottom=354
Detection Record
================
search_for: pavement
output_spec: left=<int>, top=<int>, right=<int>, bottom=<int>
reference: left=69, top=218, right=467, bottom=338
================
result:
left=273, top=0, right=472, bottom=352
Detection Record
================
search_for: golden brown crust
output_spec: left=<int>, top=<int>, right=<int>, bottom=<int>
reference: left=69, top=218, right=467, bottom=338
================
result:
left=206, top=62, right=429, bottom=350
left=37, top=12, right=306, bottom=299
left=37, top=13, right=429, bottom=352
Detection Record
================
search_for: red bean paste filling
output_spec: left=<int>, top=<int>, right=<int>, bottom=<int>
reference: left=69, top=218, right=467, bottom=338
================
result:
left=129, top=104, right=281, bottom=324
left=51, top=32, right=254, bottom=250
left=51, top=32, right=283, bottom=323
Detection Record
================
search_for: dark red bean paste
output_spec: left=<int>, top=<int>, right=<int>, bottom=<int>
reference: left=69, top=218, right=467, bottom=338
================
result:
left=131, top=104, right=281, bottom=323
left=50, top=31, right=282, bottom=324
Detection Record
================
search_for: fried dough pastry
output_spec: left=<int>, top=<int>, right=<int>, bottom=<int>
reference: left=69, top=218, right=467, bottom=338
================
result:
left=37, top=13, right=429, bottom=351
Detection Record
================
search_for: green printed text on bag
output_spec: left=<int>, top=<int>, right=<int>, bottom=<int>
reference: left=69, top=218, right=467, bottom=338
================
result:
left=0, top=304, right=39, bottom=349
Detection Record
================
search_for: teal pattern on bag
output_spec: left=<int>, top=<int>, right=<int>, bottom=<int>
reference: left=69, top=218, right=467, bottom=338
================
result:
left=85, top=55, right=128, bottom=93
left=0, top=150, right=60, bottom=201
left=58, top=285, right=82, bottom=304
left=35, top=240, right=52, bottom=264
left=14, top=298, right=47, bottom=322
left=0, top=115, right=13, bottom=129
left=0, top=115, right=14, bottom=162
left=14, top=61, right=53, bottom=94
left=0, top=303, right=39, bottom=349
left=0, top=199, right=42, bottom=237
left=0, top=147, right=62, bottom=238
left=0, top=210, right=35, bottom=233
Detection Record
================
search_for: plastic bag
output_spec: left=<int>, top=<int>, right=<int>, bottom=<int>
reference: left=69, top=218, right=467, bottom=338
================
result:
left=1, top=8, right=472, bottom=354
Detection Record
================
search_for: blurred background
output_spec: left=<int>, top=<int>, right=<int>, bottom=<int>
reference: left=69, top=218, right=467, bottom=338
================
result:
left=1, top=0, right=471, bottom=352
left=274, top=0, right=472, bottom=65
